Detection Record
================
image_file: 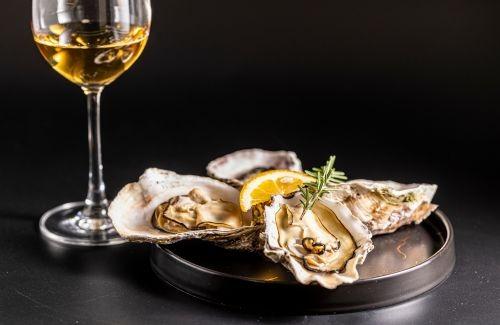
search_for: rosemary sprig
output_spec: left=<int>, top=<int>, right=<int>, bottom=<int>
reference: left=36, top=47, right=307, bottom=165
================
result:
left=299, top=155, right=347, bottom=218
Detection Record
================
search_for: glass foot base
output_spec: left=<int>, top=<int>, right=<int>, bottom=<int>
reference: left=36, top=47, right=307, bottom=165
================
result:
left=39, top=202, right=127, bottom=246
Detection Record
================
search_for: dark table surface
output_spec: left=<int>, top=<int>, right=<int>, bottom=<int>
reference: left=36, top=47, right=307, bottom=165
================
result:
left=1, top=105, right=499, bottom=325
left=2, top=0, right=500, bottom=323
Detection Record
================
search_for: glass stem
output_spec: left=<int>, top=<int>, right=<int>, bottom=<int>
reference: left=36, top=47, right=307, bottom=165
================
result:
left=82, top=87, right=108, bottom=220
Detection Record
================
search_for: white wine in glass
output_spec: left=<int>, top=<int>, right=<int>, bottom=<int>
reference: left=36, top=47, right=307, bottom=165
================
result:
left=32, top=0, right=151, bottom=246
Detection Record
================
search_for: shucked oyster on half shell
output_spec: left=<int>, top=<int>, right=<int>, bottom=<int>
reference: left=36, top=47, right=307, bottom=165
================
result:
left=330, top=180, right=438, bottom=235
left=207, top=149, right=302, bottom=187
left=109, top=168, right=261, bottom=250
left=263, top=194, right=373, bottom=289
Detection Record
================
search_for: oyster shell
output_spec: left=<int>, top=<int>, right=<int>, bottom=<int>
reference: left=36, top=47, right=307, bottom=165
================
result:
left=331, top=180, right=438, bottom=235
left=263, top=194, right=373, bottom=289
left=206, top=149, right=302, bottom=187
left=109, top=168, right=261, bottom=250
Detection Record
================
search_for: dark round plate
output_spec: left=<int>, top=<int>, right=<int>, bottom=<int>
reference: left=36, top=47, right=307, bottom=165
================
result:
left=150, top=210, right=455, bottom=313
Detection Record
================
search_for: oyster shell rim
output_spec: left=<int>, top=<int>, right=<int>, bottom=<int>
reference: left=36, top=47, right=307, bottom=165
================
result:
left=263, top=194, right=374, bottom=289
left=330, top=179, right=439, bottom=236
left=206, top=148, right=303, bottom=187
left=109, top=168, right=259, bottom=246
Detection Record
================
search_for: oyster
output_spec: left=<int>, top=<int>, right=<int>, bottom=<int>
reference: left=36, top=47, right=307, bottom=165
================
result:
left=332, top=180, right=438, bottom=235
left=263, top=194, right=373, bottom=289
left=109, top=168, right=261, bottom=250
left=206, top=149, right=302, bottom=187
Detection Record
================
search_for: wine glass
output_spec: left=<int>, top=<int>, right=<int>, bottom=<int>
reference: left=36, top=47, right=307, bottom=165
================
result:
left=32, top=0, right=151, bottom=246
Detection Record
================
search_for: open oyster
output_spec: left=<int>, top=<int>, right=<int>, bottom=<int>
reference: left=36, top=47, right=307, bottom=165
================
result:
left=331, top=180, right=438, bottom=235
left=263, top=194, right=373, bottom=289
left=207, top=149, right=302, bottom=187
left=109, top=168, right=261, bottom=250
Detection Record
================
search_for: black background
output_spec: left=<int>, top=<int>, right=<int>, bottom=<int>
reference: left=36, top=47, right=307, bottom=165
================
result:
left=1, top=1, right=499, bottom=324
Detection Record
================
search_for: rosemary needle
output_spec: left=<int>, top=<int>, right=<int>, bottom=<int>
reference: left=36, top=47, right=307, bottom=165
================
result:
left=299, top=155, right=347, bottom=219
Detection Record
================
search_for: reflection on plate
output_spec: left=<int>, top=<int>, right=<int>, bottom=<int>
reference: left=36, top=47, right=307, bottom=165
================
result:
left=151, top=211, right=454, bottom=312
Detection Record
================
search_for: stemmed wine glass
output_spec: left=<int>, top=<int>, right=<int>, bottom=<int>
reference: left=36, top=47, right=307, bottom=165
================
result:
left=32, top=0, right=151, bottom=246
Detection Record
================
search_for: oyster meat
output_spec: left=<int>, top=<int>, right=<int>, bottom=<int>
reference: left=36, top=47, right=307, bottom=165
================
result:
left=263, top=194, right=373, bottom=289
left=109, top=168, right=261, bottom=250
left=331, top=180, right=438, bottom=235
left=151, top=188, right=243, bottom=232
left=207, top=148, right=302, bottom=187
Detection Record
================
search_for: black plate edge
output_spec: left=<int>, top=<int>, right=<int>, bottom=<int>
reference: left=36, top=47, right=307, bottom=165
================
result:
left=150, top=210, right=455, bottom=313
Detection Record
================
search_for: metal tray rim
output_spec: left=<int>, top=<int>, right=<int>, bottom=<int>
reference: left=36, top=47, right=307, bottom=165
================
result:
left=154, top=209, right=453, bottom=286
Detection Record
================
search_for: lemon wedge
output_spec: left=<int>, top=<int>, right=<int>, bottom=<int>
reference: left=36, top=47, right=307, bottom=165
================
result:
left=239, top=170, right=314, bottom=212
